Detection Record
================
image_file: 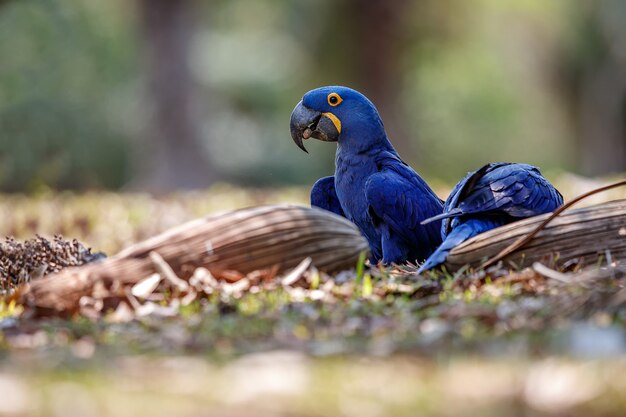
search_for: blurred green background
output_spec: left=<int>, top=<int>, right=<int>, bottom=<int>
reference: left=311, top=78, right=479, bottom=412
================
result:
left=0, top=0, right=624, bottom=192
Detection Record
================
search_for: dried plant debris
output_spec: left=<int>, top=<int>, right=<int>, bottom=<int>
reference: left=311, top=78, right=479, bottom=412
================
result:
left=47, top=253, right=625, bottom=334
left=0, top=235, right=105, bottom=292
left=1, top=245, right=624, bottom=359
left=1, top=183, right=625, bottom=360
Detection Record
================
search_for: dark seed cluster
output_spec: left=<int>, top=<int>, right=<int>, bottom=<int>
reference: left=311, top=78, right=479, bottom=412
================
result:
left=0, top=235, right=105, bottom=293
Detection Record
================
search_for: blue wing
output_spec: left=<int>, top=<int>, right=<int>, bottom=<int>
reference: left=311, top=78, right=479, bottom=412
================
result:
left=365, top=163, right=444, bottom=264
left=417, top=162, right=563, bottom=272
left=310, top=176, right=345, bottom=217
left=423, top=163, right=563, bottom=238
left=454, top=163, right=563, bottom=217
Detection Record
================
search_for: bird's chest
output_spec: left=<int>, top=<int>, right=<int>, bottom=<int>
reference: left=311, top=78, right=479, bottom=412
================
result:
left=334, top=153, right=378, bottom=229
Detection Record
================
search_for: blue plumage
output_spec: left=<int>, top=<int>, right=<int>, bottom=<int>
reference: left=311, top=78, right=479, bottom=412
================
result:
left=310, top=176, right=344, bottom=217
left=418, top=162, right=564, bottom=273
left=290, top=86, right=444, bottom=264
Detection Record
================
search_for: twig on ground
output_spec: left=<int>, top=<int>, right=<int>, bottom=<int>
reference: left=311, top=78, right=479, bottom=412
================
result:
left=281, top=257, right=312, bottom=286
left=149, top=251, right=189, bottom=292
left=532, top=262, right=572, bottom=284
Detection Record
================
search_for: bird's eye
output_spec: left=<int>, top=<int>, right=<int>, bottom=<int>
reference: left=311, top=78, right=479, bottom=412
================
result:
left=327, top=93, right=343, bottom=106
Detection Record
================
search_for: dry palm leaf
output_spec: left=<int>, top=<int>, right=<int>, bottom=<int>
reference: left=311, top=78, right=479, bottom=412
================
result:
left=21, top=205, right=369, bottom=316
left=445, top=199, right=626, bottom=271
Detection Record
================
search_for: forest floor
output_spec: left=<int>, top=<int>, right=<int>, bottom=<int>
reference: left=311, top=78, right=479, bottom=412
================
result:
left=0, top=175, right=625, bottom=417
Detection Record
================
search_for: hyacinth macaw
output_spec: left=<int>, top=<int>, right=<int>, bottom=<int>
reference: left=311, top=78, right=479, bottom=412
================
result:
left=289, top=86, right=443, bottom=264
left=417, top=162, right=564, bottom=273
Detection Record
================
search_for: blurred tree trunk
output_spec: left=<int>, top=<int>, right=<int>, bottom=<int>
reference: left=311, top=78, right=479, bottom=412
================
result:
left=135, top=0, right=215, bottom=192
left=347, top=0, right=414, bottom=159
left=574, top=2, right=626, bottom=176
left=579, top=63, right=626, bottom=175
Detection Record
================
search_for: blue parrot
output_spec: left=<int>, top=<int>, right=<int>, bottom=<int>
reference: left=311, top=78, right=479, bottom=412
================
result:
left=417, top=162, right=564, bottom=273
left=290, top=86, right=443, bottom=264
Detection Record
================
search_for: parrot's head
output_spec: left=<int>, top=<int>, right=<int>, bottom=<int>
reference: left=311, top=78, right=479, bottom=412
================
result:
left=290, top=86, right=386, bottom=153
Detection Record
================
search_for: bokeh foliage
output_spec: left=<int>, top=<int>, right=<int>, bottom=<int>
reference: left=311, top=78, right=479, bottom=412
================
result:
left=0, top=0, right=623, bottom=191
left=0, top=0, right=134, bottom=191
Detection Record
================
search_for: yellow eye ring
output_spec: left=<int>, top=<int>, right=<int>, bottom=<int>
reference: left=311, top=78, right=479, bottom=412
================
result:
left=327, top=93, right=343, bottom=106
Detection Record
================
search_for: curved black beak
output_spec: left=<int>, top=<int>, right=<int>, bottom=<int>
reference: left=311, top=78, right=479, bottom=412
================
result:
left=289, top=101, right=340, bottom=153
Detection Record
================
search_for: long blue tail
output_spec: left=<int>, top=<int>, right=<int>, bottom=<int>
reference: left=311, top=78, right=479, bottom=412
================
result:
left=417, top=223, right=477, bottom=273
left=417, top=218, right=505, bottom=274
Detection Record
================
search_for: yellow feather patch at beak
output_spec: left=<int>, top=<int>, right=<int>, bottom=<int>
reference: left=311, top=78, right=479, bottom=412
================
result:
left=322, top=112, right=341, bottom=134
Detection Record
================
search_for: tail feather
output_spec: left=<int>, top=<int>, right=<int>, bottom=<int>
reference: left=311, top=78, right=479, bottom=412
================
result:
left=420, top=208, right=463, bottom=226
left=417, top=222, right=479, bottom=274
left=417, top=245, right=452, bottom=274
